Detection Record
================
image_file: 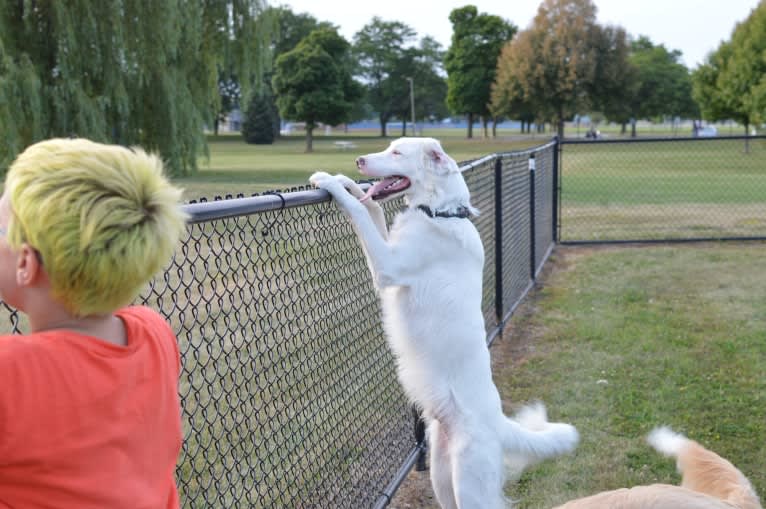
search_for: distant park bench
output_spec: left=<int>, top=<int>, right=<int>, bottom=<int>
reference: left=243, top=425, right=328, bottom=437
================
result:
left=334, top=141, right=357, bottom=151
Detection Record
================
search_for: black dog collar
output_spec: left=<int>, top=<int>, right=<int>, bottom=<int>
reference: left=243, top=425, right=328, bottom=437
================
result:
left=416, top=205, right=471, bottom=219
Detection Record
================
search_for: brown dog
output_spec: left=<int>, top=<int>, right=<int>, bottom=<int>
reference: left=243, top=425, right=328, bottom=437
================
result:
left=555, top=427, right=761, bottom=509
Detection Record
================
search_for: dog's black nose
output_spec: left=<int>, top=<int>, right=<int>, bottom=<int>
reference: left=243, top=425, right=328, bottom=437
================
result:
left=356, top=157, right=365, bottom=168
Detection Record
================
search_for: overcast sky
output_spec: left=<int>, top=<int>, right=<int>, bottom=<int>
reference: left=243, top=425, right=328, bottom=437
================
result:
left=275, top=0, right=760, bottom=69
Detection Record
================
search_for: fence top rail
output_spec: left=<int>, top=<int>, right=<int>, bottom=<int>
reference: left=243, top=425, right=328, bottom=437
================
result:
left=182, top=141, right=559, bottom=223
left=562, top=134, right=766, bottom=145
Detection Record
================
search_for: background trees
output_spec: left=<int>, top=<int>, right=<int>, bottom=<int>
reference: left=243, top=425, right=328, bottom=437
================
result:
left=353, top=18, right=418, bottom=137
left=491, top=0, right=602, bottom=139
left=0, top=0, right=272, bottom=175
left=693, top=2, right=765, bottom=133
left=445, top=6, right=516, bottom=138
left=272, top=28, right=362, bottom=152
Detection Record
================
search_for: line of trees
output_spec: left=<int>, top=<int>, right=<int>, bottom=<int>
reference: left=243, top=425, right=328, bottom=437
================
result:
left=0, top=0, right=273, bottom=176
left=2, top=1, right=764, bottom=172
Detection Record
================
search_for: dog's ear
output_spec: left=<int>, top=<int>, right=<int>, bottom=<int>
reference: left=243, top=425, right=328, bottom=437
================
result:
left=424, top=141, right=460, bottom=175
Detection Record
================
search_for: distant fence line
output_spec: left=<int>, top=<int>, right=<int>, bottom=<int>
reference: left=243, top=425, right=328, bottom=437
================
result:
left=4, top=134, right=763, bottom=507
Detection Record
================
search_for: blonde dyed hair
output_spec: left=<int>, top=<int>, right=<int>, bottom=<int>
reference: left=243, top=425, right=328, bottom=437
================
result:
left=5, top=138, right=188, bottom=316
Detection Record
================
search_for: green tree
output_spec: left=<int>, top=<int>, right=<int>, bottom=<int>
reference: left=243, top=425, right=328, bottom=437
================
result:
left=272, top=28, right=362, bottom=152
left=261, top=6, right=337, bottom=137
left=588, top=26, right=638, bottom=134
left=353, top=17, right=418, bottom=137
left=693, top=2, right=766, bottom=132
left=627, top=36, right=697, bottom=136
left=242, top=89, right=277, bottom=144
left=445, top=5, right=516, bottom=138
left=0, top=0, right=271, bottom=176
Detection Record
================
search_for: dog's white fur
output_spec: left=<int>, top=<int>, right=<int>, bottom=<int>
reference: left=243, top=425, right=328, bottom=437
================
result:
left=310, top=137, right=578, bottom=509
left=555, top=427, right=762, bottom=509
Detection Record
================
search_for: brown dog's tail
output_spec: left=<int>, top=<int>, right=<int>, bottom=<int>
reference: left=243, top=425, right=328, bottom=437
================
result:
left=647, top=427, right=762, bottom=509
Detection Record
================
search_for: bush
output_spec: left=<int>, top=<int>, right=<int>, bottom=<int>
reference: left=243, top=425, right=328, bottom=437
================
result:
left=242, top=90, right=276, bottom=145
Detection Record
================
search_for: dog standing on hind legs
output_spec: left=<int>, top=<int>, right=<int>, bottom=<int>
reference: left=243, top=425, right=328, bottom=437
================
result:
left=309, top=137, right=579, bottom=509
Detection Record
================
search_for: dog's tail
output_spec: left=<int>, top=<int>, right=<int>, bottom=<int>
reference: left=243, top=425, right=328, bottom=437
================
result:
left=500, top=401, right=579, bottom=474
left=648, top=426, right=762, bottom=509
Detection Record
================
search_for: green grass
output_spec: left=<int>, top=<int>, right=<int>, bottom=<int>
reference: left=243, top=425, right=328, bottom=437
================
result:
left=560, top=138, right=766, bottom=240
left=176, top=131, right=543, bottom=200
left=495, top=243, right=766, bottom=507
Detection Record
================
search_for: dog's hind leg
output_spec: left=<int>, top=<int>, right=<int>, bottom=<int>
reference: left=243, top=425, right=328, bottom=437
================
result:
left=429, top=420, right=458, bottom=509
left=450, top=432, right=507, bottom=509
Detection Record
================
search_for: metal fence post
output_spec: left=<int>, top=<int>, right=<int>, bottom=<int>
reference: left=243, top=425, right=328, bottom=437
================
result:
left=413, top=405, right=427, bottom=471
left=529, top=153, right=537, bottom=280
left=552, top=135, right=560, bottom=243
left=494, top=156, right=504, bottom=325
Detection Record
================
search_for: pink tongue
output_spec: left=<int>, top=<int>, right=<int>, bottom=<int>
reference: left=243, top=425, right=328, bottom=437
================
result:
left=360, top=177, right=400, bottom=202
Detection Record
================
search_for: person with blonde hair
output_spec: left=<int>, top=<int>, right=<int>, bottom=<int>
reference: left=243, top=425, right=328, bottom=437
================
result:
left=0, top=138, right=188, bottom=508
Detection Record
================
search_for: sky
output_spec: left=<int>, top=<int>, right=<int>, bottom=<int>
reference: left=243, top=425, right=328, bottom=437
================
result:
left=275, top=0, right=761, bottom=69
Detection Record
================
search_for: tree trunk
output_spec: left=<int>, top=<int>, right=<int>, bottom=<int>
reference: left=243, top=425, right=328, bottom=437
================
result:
left=481, top=116, right=489, bottom=139
left=631, top=120, right=637, bottom=138
left=492, top=117, right=498, bottom=138
left=744, top=123, right=750, bottom=154
left=305, top=125, right=314, bottom=153
left=213, top=118, right=220, bottom=136
left=621, top=122, right=627, bottom=135
left=380, top=115, right=388, bottom=137
left=556, top=114, right=564, bottom=140
left=402, top=119, right=407, bottom=137
left=467, top=113, right=474, bottom=139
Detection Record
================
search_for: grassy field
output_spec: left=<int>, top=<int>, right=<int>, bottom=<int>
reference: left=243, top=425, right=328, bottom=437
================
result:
left=177, top=131, right=547, bottom=200
left=392, top=243, right=766, bottom=508
left=560, top=138, right=766, bottom=241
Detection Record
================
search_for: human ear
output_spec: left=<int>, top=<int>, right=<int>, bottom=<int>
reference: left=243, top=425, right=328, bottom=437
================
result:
left=15, top=243, right=43, bottom=287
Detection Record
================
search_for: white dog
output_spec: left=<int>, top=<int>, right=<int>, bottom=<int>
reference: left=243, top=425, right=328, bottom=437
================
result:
left=309, top=137, right=578, bottom=509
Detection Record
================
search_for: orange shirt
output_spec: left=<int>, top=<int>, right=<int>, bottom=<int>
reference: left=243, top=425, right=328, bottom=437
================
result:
left=0, top=306, right=182, bottom=509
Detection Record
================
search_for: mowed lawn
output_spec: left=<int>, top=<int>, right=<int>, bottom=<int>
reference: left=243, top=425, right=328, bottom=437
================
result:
left=176, top=130, right=545, bottom=200
left=560, top=138, right=766, bottom=241
left=392, top=243, right=766, bottom=508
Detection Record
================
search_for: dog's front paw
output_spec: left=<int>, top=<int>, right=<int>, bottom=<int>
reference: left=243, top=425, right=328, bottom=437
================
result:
left=309, top=171, right=337, bottom=190
left=309, top=171, right=363, bottom=212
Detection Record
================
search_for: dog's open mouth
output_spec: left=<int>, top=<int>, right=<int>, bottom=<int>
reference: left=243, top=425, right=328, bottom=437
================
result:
left=359, top=176, right=411, bottom=202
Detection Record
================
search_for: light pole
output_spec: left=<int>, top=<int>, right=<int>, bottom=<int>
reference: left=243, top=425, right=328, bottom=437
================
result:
left=406, top=77, right=416, bottom=136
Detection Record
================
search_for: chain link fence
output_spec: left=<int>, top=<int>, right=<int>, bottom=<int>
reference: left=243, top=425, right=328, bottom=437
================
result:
left=0, top=141, right=557, bottom=508
left=558, top=135, right=766, bottom=243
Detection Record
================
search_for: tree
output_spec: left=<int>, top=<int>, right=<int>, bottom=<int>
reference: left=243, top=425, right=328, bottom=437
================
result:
left=693, top=2, right=766, bottom=132
left=627, top=36, right=697, bottom=136
left=410, top=37, right=450, bottom=127
left=491, top=30, right=543, bottom=135
left=261, top=6, right=337, bottom=137
left=492, top=0, right=603, bottom=139
left=272, top=28, right=362, bottom=152
left=445, top=5, right=516, bottom=138
left=242, top=89, right=277, bottom=144
left=588, top=26, right=638, bottom=134
left=353, top=17, right=418, bottom=137
left=0, top=0, right=272, bottom=176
